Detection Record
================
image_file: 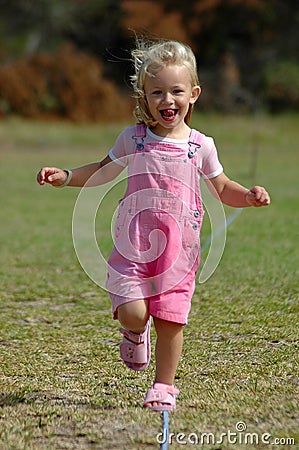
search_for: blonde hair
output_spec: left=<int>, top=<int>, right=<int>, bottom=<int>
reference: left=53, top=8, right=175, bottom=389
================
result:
left=131, top=39, right=199, bottom=127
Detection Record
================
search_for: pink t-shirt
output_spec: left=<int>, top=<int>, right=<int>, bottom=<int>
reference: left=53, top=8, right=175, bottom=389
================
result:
left=108, top=126, right=223, bottom=179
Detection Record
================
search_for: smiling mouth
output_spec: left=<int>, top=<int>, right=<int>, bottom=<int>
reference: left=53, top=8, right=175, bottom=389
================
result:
left=160, top=109, right=178, bottom=121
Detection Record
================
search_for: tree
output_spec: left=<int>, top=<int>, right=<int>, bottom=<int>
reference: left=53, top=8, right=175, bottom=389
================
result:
left=0, top=0, right=298, bottom=113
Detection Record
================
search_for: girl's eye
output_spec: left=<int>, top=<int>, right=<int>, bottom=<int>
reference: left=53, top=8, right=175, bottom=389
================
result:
left=152, top=90, right=162, bottom=95
left=173, top=89, right=184, bottom=94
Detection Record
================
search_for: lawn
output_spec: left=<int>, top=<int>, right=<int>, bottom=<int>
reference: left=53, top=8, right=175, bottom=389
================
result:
left=0, top=113, right=298, bottom=449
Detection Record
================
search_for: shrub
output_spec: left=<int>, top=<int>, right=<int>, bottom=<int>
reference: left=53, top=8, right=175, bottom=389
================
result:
left=0, top=44, right=132, bottom=122
left=264, top=60, right=299, bottom=112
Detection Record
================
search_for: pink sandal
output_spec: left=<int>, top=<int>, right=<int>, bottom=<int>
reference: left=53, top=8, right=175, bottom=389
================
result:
left=119, top=319, right=151, bottom=371
left=143, top=383, right=179, bottom=411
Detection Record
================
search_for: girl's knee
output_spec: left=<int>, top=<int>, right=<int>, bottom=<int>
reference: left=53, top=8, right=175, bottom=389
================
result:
left=117, top=300, right=149, bottom=332
left=153, top=317, right=184, bottom=336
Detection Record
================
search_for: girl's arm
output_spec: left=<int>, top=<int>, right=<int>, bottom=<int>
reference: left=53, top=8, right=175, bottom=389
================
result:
left=207, top=172, right=270, bottom=207
left=37, top=156, right=124, bottom=188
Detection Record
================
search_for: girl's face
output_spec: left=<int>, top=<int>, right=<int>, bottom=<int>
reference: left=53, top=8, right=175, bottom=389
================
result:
left=144, top=64, right=200, bottom=138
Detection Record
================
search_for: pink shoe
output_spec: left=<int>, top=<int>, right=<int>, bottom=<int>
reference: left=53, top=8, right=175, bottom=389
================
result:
left=143, top=383, right=180, bottom=411
left=119, top=320, right=151, bottom=371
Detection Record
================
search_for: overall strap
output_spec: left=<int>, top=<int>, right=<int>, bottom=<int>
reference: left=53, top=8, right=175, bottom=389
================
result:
left=132, top=123, right=147, bottom=152
left=135, top=123, right=147, bottom=138
left=187, top=129, right=204, bottom=159
left=188, top=129, right=204, bottom=146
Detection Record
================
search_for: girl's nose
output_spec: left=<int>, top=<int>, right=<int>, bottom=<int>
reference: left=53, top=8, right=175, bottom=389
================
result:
left=163, top=92, right=173, bottom=104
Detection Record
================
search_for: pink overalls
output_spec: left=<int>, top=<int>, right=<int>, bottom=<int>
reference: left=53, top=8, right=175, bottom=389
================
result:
left=106, top=124, right=204, bottom=324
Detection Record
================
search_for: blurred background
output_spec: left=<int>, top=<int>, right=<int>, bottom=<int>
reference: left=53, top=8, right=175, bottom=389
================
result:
left=0, top=0, right=298, bottom=122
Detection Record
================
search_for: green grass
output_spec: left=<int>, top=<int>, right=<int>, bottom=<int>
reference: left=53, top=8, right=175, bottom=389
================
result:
left=0, top=113, right=298, bottom=449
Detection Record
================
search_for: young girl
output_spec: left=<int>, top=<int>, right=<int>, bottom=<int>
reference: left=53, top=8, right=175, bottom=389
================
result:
left=37, top=39, right=270, bottom=411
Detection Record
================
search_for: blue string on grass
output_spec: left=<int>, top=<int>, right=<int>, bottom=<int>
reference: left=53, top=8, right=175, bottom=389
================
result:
left=160, top=411, right=169, bottom=450
left=201, top=208, right=243, bottom=253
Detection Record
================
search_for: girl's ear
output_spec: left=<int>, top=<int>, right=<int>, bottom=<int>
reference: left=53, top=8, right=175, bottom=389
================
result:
left=190, top=85, right=201, bottom=104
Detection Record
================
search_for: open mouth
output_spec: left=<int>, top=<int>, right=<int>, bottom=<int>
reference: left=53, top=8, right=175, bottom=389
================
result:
left=160, top=109, right=178, bottom=121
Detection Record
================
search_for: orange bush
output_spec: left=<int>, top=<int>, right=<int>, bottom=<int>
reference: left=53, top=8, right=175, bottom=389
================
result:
left=121, top=1, right=190, bottom=45
left=0, top=44, right=132, bottom=122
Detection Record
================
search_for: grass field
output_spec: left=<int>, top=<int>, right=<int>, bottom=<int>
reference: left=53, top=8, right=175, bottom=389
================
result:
left=0, top=113, right=298, bottom=449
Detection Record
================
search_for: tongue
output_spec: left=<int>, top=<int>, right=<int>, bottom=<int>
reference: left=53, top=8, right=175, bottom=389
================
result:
left=162, top=109, right=175, bottom=118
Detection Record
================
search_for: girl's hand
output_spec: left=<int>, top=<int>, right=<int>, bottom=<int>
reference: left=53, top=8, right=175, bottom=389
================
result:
left=37, top=167, right=68, bottom=187
left=246, top=186, right=271, bottom=207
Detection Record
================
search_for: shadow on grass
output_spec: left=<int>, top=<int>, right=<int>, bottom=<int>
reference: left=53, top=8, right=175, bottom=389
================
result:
left=0, top=392, right=28, bottom=407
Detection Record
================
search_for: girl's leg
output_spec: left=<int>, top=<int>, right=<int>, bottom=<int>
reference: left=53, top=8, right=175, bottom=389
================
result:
left=144, top=317, right=184, bottom=408
left=117, top=299, right=150, bottom=371
left=117, top=299, right=149, bottom=333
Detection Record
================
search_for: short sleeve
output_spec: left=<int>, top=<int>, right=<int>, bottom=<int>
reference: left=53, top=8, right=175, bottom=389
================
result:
left=198, top=136, right=223, bottom=179
left=108, top=126, right=135, bottom=167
